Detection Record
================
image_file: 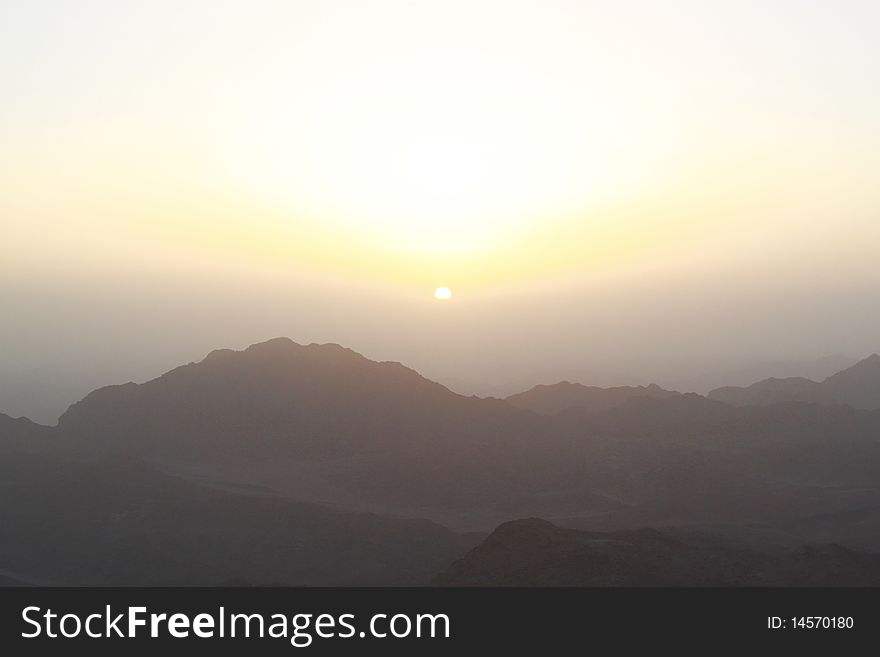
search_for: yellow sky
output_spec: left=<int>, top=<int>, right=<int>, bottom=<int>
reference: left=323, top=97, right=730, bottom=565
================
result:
left=3, top=0, right=878, bottom=297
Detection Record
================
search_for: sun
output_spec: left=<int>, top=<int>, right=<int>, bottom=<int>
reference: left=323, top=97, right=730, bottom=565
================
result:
left=434, top=287, right=453, bottom=300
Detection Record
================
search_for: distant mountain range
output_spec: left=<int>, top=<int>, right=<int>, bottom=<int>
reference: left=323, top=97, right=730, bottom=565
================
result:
left=709, top=354, right=880, bottom=409
left=507, top=354, right=880, bottom=415
left=506, top=382, right=680, bottom=415
left=4, top=338, right=880, bottom=586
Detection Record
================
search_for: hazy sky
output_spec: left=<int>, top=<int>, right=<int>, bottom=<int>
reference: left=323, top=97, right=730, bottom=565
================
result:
left=2, top=1, right=879, bottom=422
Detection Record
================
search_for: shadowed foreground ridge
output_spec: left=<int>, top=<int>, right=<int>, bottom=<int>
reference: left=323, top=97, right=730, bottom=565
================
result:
left=0, top=447, right=476, bottom=586
left=434, top=519, right=880, bottom=586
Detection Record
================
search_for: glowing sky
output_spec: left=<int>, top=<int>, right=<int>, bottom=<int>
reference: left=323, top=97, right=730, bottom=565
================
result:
left=1, top=1, right=879, bottom=422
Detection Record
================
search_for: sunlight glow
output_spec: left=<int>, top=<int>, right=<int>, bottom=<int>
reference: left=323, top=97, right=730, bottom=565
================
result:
left=3, top=1, right=879, bottom=294
left=223, top=3, right=669, bottom=259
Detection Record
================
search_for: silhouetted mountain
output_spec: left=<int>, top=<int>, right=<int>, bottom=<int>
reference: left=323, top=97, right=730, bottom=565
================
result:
left=434, top=518, right=880, bottom=586
left=58, top=337, right=540, bottom=460
left=56, top=338, right=549, bottom=527
left=823, top=354, right=880, bottom=408
left=59, top=337, right=467, bottom=457
left=709, top=354, right=880, bottom=409
left=664, top=354, right=858, bottom=396
left=0, top=413, right=53, bottom=458
left=0, top=412, right=50, bottom=441
left=48, top=340, right=880, bottom=540
left=7, top=337, right=880, bottom=586
left=506, top=382, right=679, bottom=415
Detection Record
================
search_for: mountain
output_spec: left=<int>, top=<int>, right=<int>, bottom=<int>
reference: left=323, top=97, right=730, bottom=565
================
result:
left=59, top=337, right=468, bottom=457
left=0, top=437, right=476, bottom=586
left=823, top=353, right=880, bottom=408
left=0, top=413, right=54, bottom=464
left=50, top=339, right=880, bottom=540
left=0, top=412, right=51, bottom=443
left=4, top=338, right=880, bottom=584
left=434, top=518, right=880, bottom=586
left=58, top=337, right=542, bottom=461
left=506, top=382, right=680, bottom=415
left=55, top=338, right=549, bottom=528
left=709, top=354, right=880, bottom=409
left=0, top=403, right=479, bottom=586
left=533, top=395, right=880, bottom=549
left=663, top=354, right=858, bottom=395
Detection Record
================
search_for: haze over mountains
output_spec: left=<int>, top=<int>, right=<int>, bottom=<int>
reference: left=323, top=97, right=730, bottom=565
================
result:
left=709, top=354, right=880, bottom=410
left=3, top=338, right=880, bottom=586
left=506, top=382, right=681, bottom=415
left=0, top=352, right=861, bottom=427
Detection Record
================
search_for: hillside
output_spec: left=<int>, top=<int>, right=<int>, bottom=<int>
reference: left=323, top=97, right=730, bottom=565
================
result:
left=435, top=518, right=880, bottom=586
left=0, top=442, right=476, bottom=586
left=505, top=382, right=679, bottom=415
left=5, top=338, right=880, bottom=586
left=48, top=340, right=880, bottom=538
left=709, top=354, right=880, bottom=410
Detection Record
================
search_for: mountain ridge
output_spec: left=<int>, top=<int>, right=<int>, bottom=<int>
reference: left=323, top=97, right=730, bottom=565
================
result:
left=5, top=338, right=880, bottom=584
left=709, top=353, right=880, bottom=409
left=505, top=381, right=680, bottom=415
left=434, top=518, right=880, bottom=586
